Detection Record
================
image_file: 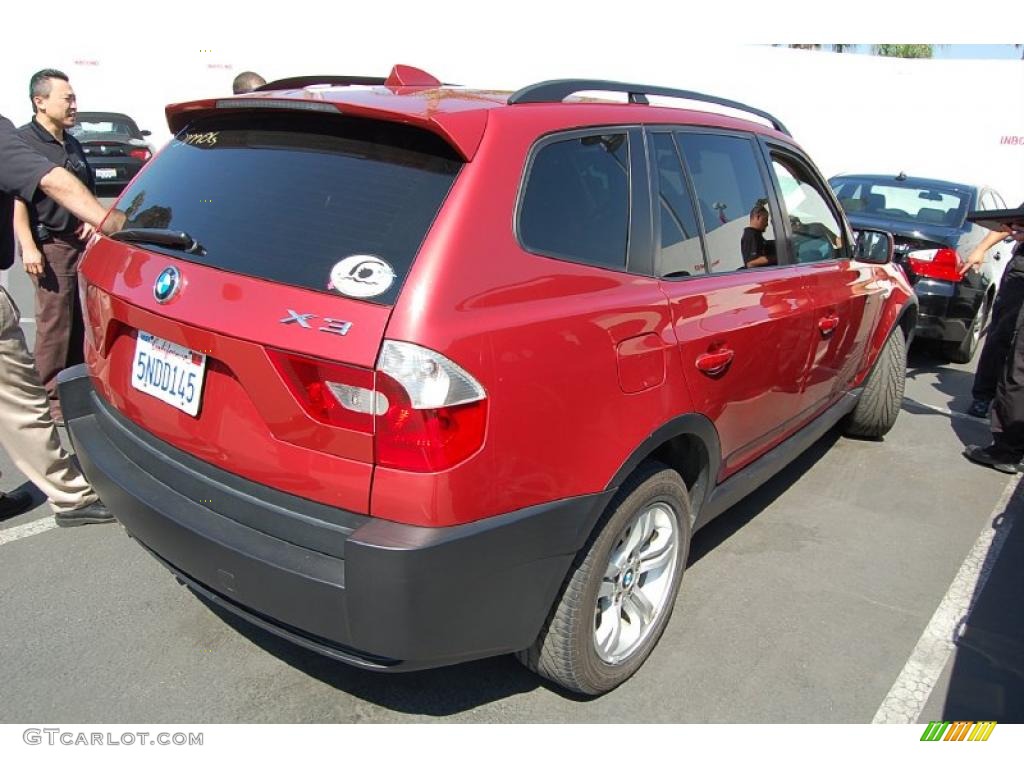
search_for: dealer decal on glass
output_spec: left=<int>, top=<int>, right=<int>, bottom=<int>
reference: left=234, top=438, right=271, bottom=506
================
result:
left=329, top=255, right=395, bottom=298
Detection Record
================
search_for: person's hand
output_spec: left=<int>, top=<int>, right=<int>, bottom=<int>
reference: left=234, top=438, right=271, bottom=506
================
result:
left=22, top=248, right=45, bottom=277
left=101, top=209, right=127, bottom=236
left=959, top=246, right=986, bottom=275
left=77, top=221, right=96, bottom=241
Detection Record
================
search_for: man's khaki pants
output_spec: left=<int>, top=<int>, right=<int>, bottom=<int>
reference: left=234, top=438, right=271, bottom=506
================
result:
left=0, top=285, right=96, bottom=512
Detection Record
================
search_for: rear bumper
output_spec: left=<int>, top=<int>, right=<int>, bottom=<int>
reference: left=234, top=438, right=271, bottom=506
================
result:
left=58, top=365, right=611, bottom=671
left=912, top=279, right=979, bottom=344
left=88, top=158, right=145, bottom=189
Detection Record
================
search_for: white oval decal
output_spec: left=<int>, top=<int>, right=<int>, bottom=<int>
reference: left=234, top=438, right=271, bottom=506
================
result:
left=329, top=255, right=396, bottom=298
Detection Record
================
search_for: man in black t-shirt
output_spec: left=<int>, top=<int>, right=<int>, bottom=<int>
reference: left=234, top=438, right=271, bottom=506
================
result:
left=12, top=70, right=95, bottom=424
left=740, top=203, right=777, bottom=268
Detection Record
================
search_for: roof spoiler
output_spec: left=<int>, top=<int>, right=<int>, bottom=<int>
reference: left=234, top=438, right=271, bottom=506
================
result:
left=256, top=65, right=442, bottom=92
left=165, top=62, right=486, bottom=160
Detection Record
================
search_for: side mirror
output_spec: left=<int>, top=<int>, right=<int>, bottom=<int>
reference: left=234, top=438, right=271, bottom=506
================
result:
left=141, top=129, right=152, bottom=137
left=854, top=229, right=894, bottom=264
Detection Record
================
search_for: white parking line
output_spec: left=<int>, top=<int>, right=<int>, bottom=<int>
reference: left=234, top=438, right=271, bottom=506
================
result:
left=0, top=516, right=57, bottom=547
left=872, top=473, right=1020, bottom=723
left=901, top=396, right=990, bottom=425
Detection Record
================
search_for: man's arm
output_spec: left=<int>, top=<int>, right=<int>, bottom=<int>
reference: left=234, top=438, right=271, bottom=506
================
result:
left=12, top=199, right=43, bottom=276
left=1, top=115, right=125, bottom=236
left=959, top=228, right=1010, bottom=275
left=38, top=167, right=125, bottom=234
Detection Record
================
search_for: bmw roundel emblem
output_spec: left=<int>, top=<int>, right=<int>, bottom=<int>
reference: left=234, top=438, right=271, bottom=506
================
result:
left=153, top=266, right=181, bottom=303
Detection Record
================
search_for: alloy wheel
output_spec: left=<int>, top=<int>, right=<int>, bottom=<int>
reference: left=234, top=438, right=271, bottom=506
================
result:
left=594, top=502, right=681, bottom=664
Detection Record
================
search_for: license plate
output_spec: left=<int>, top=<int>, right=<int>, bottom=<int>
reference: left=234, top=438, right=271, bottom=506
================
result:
left=95, top=168, right=117, bottom=179
left=131, top=332, right=207, bottom=416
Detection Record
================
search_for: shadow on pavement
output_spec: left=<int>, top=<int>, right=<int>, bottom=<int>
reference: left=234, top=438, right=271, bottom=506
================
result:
left=689, top=428, right=841, bottom=564
left=906, top=342, right=979, bottom=416
left=899, top=399, right=992, bottom=450
left=193, top=592, right=556, bottom=717
left=942, top=479, right=1024, bottom=723
left=188, top=428, right=854, bottom=716
left=904, top=341, right=995, bottom=450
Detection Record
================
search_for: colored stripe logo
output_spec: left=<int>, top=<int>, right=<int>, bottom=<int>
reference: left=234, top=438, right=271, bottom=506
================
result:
left=920, top=721, right=997, bottom=741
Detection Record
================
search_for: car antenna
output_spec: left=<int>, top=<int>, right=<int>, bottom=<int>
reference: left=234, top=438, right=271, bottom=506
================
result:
left=895, top=171, right=907, bottom=181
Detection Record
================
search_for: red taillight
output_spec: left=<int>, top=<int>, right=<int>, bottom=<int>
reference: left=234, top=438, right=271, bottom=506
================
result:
left=81, top=281, right=107, bottom=352
left=269, top=343, right=488, bottom=472
left=268, top=350, right=376, bottom=433
left=374, top=371, right=487, bottom=472
left=906, top=248, right=963, bottom=282
left=128, top=148, right=151, bottom=162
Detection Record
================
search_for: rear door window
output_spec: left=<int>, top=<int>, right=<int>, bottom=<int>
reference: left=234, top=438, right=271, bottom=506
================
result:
left=649, top=132, right=705, bottom=278
left=115, top=113, right=462, bottom=305
left=675, top=132, right=778, bottom=272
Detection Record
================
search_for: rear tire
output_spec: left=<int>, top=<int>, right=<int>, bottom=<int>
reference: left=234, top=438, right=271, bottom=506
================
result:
left=844, top=329, right=907, bottom=438
left=517, top=462, right=691, bottom=695
left=946, top=297, right=989, bottom=365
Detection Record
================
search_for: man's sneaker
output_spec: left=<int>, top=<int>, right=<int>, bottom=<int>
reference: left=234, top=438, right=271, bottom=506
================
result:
left=54, top=500, right=115, bottom=527
left=963, top=444, right=1022, bottom=474
left=0, top=490, right=33, bottom=518
left=966, top=399, right=991, bottom=419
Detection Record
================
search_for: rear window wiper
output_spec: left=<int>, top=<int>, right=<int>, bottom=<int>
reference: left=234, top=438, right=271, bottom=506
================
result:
left=110, top=228, right=207, bottom=256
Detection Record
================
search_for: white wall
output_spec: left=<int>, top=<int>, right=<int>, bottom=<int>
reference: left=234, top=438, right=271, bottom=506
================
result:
left=1, top=24, right=1021, bottom=205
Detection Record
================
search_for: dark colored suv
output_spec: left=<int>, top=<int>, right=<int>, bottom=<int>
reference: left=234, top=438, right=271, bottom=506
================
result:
left=60, top=65, right=916, bottom=695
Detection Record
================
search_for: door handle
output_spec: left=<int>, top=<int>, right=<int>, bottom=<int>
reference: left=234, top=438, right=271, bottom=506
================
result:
left=818, top=315, right=840, bottom=336
left=695, top=348, right=735, bottom=376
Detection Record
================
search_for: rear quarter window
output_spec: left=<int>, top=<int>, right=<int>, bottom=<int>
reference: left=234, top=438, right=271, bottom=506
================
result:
left=517, top=132, right=630, bottom=270
left=115, top=113, right=462, bottom=305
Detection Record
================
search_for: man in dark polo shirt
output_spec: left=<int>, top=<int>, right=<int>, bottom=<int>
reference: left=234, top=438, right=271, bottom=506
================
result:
left=740, top=202, right=777, bottom=268
left=12, top=69, right=94, bottom=425
left=0, top=107, right=123, bottom=524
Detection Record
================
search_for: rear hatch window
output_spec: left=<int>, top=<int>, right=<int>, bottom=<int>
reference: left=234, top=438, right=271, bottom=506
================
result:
left=114, top=112, right=462, bottom=304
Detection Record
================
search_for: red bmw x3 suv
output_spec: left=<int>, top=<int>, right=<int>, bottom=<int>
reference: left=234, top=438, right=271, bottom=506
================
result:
left=60, top=65, right=916, bottom=694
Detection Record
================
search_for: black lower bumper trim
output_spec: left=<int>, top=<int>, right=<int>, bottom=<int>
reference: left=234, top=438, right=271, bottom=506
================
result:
left=141, top=541, right=400, bottom=669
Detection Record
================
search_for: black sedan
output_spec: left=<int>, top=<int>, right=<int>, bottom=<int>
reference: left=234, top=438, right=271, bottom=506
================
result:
left=830, top=173, right=1013, bottom=363
left=70, top=111, right=154, bottom=196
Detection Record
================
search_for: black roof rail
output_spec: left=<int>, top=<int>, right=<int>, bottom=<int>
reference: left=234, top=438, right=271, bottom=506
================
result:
left=507, top=79, right=791, bottom=136
left=256, top=75, right=388, bottom=91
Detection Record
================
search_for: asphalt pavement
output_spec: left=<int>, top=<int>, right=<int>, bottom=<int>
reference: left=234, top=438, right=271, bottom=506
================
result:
left=0, top=265, right=1021, bottom=722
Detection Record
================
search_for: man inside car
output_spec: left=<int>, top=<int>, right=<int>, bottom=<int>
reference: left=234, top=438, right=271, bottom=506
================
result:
left=740, top=202, right=777, bottom=268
